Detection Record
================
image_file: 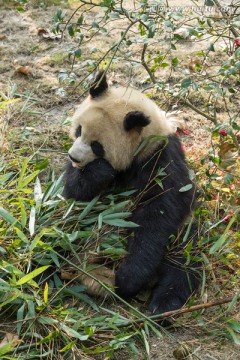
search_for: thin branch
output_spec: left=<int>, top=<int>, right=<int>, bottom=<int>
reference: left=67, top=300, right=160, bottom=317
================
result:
left=141, top=43, right=156, bottom=83
left=100, top=296, right=239, bottom=330
left=178, top=96, right=217, bottom=124
left=212, top=0, right=239, bottom=38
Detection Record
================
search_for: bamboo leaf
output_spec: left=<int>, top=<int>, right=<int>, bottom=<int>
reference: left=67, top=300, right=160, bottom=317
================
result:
left=179, top=184, right=193, bottom=192
left=38, top=330, right=60, bottom=345
left=16, top=303, right=25, bottom=335
left=209, top=211, right=238, bottom=254
left=103, top=219, right=139, bottom=227
left=16, top=265, right=50, bottom=285
left=226, top=291, right=240, bottom=313
left=14, top=228, right=28, bottom=243
left=78, top=195, right=100, bottom=221
left=103, top=212, right=131, bottom=220
left=0, top=206, right=21, bottom=229
left=34, top=176, right=43, bottom=203
left=29, top=207, right=36, bottom=236
left=59, top=340, right=77, bottom=353
left=17, top=158, right=29, bottom=190
left=20, top=202, right=27, bottom=228
left=22, top=170, right=40, bottom=188
left=43, top=282, right=49, bottom=304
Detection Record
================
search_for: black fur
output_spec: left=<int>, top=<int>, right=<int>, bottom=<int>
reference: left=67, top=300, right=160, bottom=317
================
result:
left=91, top=141, right=105, bottom=157
left=89, top=72, right=108, bottom=98
left=64, top=158, right=116, bottom=201
left=124, top=111, right=151, bottom=131
left=75, top=125, right=82, bottom=138
left=64, top=135, right=200, bottom=314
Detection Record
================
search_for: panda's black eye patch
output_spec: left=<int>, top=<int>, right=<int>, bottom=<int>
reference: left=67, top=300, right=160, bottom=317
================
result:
left=91, top=141, right=105, bottom=157
left=75, top=125, right=82, bottom=137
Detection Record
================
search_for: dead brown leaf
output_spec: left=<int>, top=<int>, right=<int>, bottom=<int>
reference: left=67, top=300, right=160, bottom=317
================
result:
left=0, top=332, right=21, bottom=348
left=218, top=142, right=238, bottom=169
left=13, top=64, right=32, bottom=75
left=37, top=28, right=61, bottom=41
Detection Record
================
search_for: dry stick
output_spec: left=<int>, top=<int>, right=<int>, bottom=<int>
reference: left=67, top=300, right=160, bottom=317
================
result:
left=151, top=296, right=237, bottom=319
left=100, top=296, right=239, bottom=331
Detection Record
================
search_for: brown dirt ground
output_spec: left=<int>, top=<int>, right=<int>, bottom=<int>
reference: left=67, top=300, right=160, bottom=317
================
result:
left=0, top=1, right=239, bottom=360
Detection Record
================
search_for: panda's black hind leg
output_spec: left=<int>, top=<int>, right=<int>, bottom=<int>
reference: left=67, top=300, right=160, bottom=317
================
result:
left=148, top=261, right=200, bottom=314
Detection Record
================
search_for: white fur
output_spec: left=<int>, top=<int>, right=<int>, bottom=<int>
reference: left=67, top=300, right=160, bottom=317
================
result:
left=68, top=138, right=96, bottom=168
left=69, top=85, right=178, bottom=171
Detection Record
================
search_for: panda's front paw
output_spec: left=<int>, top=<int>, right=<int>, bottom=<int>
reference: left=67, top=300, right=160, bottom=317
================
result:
left=148, top=293, right=183, bottom=314
left=115, top=264, right=143, bottom=299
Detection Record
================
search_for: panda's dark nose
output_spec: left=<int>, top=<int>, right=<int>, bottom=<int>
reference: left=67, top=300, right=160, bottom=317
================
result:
left=68, top=154, right=80, bottom=163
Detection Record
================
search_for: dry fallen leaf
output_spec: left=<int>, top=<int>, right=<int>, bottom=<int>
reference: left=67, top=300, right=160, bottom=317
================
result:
left=173, top=342, right=193, bottom=359
left=189, top=57, right=202, bottom=73
left=0, top=332, right=21, bottom=348
left=37, top=27, right=61, bottom=40
left=219, top=142, right=238, bottom=169
left=13, top=64, right=32, bottom=75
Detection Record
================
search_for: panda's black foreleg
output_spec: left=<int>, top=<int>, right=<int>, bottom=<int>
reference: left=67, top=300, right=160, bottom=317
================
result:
left=115, top=206, right=169, bottom=299
left=148, top=259, right=200, bottom=314
left=64, top=158, right=116, bottom=201
left=115, top=203, right=200, bottom=311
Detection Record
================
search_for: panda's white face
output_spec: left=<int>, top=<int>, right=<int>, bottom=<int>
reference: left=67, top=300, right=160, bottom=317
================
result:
left=68, top=73, right=176, bottom=171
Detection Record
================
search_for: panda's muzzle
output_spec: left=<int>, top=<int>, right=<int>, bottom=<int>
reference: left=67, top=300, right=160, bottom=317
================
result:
left=68, top=139, right=96, bottom=168
left=69, top=154, right=80, bottom=164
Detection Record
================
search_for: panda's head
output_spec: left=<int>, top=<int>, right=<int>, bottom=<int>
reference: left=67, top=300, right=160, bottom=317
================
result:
left=68, top=72, right=176, bottom=171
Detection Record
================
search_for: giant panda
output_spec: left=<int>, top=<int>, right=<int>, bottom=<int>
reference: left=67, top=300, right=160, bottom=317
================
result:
left=64, top=72, right=200, bottom=314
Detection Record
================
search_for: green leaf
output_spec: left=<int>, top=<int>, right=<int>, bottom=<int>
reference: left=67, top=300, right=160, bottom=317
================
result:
left=68, top=25, right=75, bottom=37
left=103, top=247, right=128, bottom=255
left=224, top=173, right=234, bottom=184
left=181, top=78, right=192, bottom=88
left=17, top=303, right=25, bottom=335
left=78, top=195, right=100, bottom=221
left=103, top=219, right=139, bottom=227
left=38, top=330, right=60, bottom=345
left=208, top=43, right=215, bottom=52
left=103, top=212, right=131, bottom=220
left=209, top=211, right=238, bottom=254
left=226, top=291, right=240, bottom=313
left=225, top=326, right=240, bottom=345
left=14, top=228, right=28, bottom=243
left=22, top=170, right=40, bottom=188
left=179, top=184, right=193, bottom=192
left=77, top=15, right=84, bottom=25
left=20, top=202, right=27, bottom=228
left=0, top=207, right=21, bottom=229
left=172, top=57, right=179, bottom=66
left=61, top=324, right=89, bottom=340
left=159, top=62, right=169, bottom=68
left=30, top=229, right=51, bottom=251
left=16, top=265, right=50, bottom=285
left=91, top=22, right=99, bottom=29
left=204, top=0, right=214, bottom=5
left=16, top=6, right=25, bottom=11
left=34, top=158, right=49, bottom=170
left=75, top=48, right=82, bottom=58
left=59, top=340, right=77, bottom=353
left=17, top=157, right=29, bottom=190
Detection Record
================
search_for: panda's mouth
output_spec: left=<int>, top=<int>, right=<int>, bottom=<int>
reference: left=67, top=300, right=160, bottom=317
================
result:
left=71, top=160, right=80, bottom=168
left=69, top=154, right=81, bottom=168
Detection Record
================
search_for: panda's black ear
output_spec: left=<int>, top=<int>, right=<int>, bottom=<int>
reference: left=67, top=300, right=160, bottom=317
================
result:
left=124, top=111, right=151, bottom=131
left=89, top=71, right=108, bottom=98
